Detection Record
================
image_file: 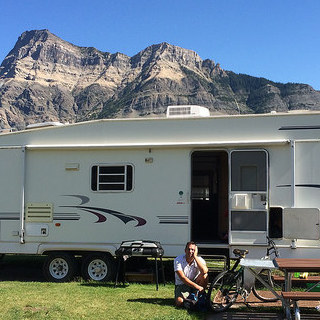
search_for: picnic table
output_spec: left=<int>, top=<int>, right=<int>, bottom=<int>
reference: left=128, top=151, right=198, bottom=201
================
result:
left=274, top=258, right=320, bottom=319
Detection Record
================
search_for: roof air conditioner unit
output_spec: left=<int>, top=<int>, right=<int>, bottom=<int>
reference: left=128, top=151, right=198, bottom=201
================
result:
left=166, top=105, right=210, bottom=118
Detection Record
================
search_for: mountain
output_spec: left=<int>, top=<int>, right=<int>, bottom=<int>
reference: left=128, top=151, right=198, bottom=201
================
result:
left=0, top=29, right=320, bottom=129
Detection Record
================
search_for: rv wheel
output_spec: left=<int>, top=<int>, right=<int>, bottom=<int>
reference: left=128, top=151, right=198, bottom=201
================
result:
left=81, top=254, right=114, bottom=281
left=43, top=253, right=76, bottom=282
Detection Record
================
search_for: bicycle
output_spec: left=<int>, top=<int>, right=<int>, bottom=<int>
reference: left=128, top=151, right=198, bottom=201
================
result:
left=207, top=237, right=281, bottom=312
left=251, top=237, right=282, bottom=302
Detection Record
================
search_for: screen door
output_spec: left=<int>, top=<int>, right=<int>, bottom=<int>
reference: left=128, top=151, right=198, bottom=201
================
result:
left=229, top=150, right=268, bottom=244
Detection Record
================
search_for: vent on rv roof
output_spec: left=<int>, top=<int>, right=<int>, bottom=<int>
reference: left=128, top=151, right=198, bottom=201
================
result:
left=166, top=105, right=210, bottom=118
left=26, top=203, right=53, bottom=222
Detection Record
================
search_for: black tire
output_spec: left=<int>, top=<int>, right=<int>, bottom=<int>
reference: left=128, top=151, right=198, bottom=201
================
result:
left=207, top=270, right=240, bottom=312
left=81, top=253, right=115, bottom=281
left=252, top=269, right=281, bottom=302
left=43, top=253, right=76, bottom=282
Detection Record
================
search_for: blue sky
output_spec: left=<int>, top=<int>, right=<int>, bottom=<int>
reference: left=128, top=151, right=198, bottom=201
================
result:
left=0, top=0, right=319, bottom=89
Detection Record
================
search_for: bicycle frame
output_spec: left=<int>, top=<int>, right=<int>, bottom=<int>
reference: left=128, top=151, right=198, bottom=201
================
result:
left=241, top=260, right=284, bottom=302
left=208, top=238, right=283, bottom=312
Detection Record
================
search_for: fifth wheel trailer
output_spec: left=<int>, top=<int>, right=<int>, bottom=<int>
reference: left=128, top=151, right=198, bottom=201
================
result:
left=0, top=105, right=320, bottom=281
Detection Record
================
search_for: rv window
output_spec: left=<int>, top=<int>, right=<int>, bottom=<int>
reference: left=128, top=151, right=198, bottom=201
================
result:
left=91, top=165, right=133, bottom=191
left=231, top=151, right=267, bottom=192
left=231, top=211, right=266, bottom=231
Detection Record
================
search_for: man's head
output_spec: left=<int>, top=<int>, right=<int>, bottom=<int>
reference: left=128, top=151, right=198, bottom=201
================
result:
left=185, top=241, right=197, bottom=260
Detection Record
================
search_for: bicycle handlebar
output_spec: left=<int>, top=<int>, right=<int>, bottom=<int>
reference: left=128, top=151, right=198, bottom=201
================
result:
left=266, top=236, right=279, bottom=258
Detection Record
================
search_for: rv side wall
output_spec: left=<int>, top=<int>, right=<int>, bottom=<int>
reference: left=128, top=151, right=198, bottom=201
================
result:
left=0, top=147, right=192, bottom=257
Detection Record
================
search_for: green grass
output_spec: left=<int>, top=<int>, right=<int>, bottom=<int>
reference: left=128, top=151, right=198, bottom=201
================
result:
left=0, top=255, right=205, bottom=319
left=0, top=281, right=208, bottom=320
left=1, top=255, right=318, bottom=319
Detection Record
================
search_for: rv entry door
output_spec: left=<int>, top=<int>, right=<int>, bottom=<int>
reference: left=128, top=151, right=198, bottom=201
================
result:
left=230, top=150, right=268, bottom=244
left=0, top=148, right=24, bottom=242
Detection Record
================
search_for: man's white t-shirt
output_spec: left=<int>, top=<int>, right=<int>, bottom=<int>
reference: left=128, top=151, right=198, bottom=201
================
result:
left=174, top=254, right=206, bottom=285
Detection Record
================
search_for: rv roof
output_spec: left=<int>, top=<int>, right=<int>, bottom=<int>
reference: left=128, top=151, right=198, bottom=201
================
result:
left=0, top=108, right=320, bottom=148
left=4, top=108, right=320, bottom=136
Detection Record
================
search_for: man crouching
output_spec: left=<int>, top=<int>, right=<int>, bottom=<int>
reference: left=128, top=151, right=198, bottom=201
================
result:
left=174, top=241, right=208, bottom=307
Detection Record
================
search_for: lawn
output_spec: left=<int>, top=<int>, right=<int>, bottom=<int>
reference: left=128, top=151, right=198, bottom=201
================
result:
left=0, top=255, right=205, bottom=320
left=0, top=281, right=205, bottom=320
left=2, top=255, right=315, bottom=319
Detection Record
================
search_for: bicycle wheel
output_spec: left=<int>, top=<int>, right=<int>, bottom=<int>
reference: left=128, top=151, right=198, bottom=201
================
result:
left=207, top=270, right=240, bottom=312
left=252, top=269, right=281, bottom=302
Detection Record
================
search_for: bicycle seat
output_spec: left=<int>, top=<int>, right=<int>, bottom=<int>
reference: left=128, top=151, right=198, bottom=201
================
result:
left=233, top=249, right=249, bottom=258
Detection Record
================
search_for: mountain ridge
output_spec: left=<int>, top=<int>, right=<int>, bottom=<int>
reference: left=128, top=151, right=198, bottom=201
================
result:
left=0, top=29, right=319, bottom=129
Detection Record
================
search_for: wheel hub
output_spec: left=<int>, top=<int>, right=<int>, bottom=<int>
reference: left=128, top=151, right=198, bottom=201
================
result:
left=50, top=258, right=69, bottom=279
left=88, top=259, right=107, bottom=280
left=94, top=266, right=102, bottom=273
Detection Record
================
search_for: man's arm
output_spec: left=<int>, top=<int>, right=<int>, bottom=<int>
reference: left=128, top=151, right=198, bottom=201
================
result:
left=194, top=245, right=208, bottom=275
left=175, top=269, right=204, bottom=292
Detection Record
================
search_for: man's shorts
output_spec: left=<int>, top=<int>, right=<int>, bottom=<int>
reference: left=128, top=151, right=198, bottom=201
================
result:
left=175, top=284, right=197, bottom=300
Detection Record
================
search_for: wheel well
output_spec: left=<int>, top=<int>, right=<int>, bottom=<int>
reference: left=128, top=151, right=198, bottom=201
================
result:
left=42, top=250, right=115, bottom=259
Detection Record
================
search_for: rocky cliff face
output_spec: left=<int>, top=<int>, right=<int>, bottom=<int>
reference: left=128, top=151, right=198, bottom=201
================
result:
left=0, top=29, right=320, bottom=129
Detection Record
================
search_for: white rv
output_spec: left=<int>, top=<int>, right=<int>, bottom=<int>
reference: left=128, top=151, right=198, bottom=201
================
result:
left=0, top=105, right=320, bottom=281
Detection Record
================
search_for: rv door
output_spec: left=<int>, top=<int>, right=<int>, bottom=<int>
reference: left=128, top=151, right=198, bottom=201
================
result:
left=229, top=150, right=268, bottom=244
left=0, top=148, right=25, bottom=243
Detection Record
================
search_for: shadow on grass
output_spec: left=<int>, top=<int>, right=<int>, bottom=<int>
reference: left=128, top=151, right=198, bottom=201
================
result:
left=0, top=255, right=46, bottom=282
left=80, top=282, right=129, bottom=288
left=80, top=281, right=169, bottom=289
left=127, top=297, right=174, bottom=306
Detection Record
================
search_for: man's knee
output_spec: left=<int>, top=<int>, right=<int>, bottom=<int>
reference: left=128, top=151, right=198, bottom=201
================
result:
left=201, top=272, right=208, bottom=279
left=196, top=272, right=207, bottom=281
left=203, top=272, right=209, bottom=285
left=196, top=272, right=208, bottom=287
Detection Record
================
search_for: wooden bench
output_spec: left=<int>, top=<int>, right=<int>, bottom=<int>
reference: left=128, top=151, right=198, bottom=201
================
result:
left=274, top=275, right=320, bottom=283
left=282, top=291, right=320, bottom=319
left=282, top=291, right=320, bottom=300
